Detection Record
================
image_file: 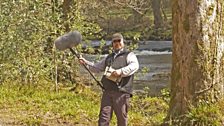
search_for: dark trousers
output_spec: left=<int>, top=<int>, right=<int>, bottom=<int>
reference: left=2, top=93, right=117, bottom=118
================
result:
left=98, top=91, right=130, bottom=126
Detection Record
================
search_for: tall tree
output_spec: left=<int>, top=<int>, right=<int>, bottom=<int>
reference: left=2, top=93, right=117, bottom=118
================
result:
left=167, top=0, right=224, bottom=124
left=151, top=0, right=163, bottom=28
left=62, top=0, right=73, bottom=32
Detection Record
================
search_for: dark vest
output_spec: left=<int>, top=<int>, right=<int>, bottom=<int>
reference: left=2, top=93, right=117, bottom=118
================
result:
left=101, top=50, right=134, bottom=94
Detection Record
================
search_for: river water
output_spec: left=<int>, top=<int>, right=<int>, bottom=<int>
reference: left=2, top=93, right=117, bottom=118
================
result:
left=133, top=41, right=172, bottom=95
left=81, top=41, right=172, bottom=96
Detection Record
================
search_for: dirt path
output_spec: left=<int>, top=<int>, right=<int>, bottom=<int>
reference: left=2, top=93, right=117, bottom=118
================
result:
left=0, top=108, right=20, bottom=126
left=0, top=117, right=12, bottom=125
left=0, top=109, right=86, bottom=126
left=0, top=118, right=3, bottom=126
left=0, top=118, right=9, bottom=126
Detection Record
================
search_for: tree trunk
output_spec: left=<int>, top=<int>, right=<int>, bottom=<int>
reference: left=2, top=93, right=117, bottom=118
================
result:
left=168, top=0, right=224, bottom=122
left=51, top=0, right=58, bottom=13
left=62, top=0, right=73, bottom=32
left=151, top=0, right=163, bottom=29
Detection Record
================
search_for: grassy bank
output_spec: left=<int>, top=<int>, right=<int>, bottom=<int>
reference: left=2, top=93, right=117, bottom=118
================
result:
left=0, top=82, right=168, bottom=126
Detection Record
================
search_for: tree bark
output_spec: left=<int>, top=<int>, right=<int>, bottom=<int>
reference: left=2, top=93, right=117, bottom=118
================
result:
left=151, top=0, right=163, bottom=29
left=51, top=0, right=58, bottom=13
left=168, top=0, right=224, bottom=122
left=62, top=0, right=73, bottom=32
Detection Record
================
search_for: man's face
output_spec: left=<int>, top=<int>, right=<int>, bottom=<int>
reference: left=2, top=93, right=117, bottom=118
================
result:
left=112, top=39, right=123, bottom=50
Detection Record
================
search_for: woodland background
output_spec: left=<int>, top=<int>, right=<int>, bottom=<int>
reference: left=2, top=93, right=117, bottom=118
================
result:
left=1, top=0, right=224, bottom=126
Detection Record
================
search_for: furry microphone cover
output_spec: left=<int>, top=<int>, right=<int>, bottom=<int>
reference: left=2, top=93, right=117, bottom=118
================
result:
left=55, top=30, right=82, bottom=51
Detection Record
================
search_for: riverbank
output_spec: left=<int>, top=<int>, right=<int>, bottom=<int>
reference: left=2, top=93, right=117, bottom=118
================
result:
left=134, top=71, right=171, bottom=96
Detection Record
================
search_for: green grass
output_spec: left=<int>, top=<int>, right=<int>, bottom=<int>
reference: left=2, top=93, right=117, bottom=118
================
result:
left=0, top=82, right=169, bottom=125
left=0, top=83, right=100, bottom=125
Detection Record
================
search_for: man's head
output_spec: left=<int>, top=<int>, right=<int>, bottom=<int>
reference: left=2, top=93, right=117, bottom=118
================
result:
left=112, top=33, right=124, bottom=51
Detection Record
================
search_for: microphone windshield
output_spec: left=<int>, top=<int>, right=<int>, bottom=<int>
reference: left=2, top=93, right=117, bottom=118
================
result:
left=55, top=30, right=82, bottom=51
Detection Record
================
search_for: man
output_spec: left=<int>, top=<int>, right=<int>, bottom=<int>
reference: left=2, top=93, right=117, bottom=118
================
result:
left=79, top=33, right=139, bottom=126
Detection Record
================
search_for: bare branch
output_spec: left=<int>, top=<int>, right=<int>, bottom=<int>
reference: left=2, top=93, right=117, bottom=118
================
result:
left=115, top=0, right=150, bottom=15
left=101, top=0, right=150, bottom=15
